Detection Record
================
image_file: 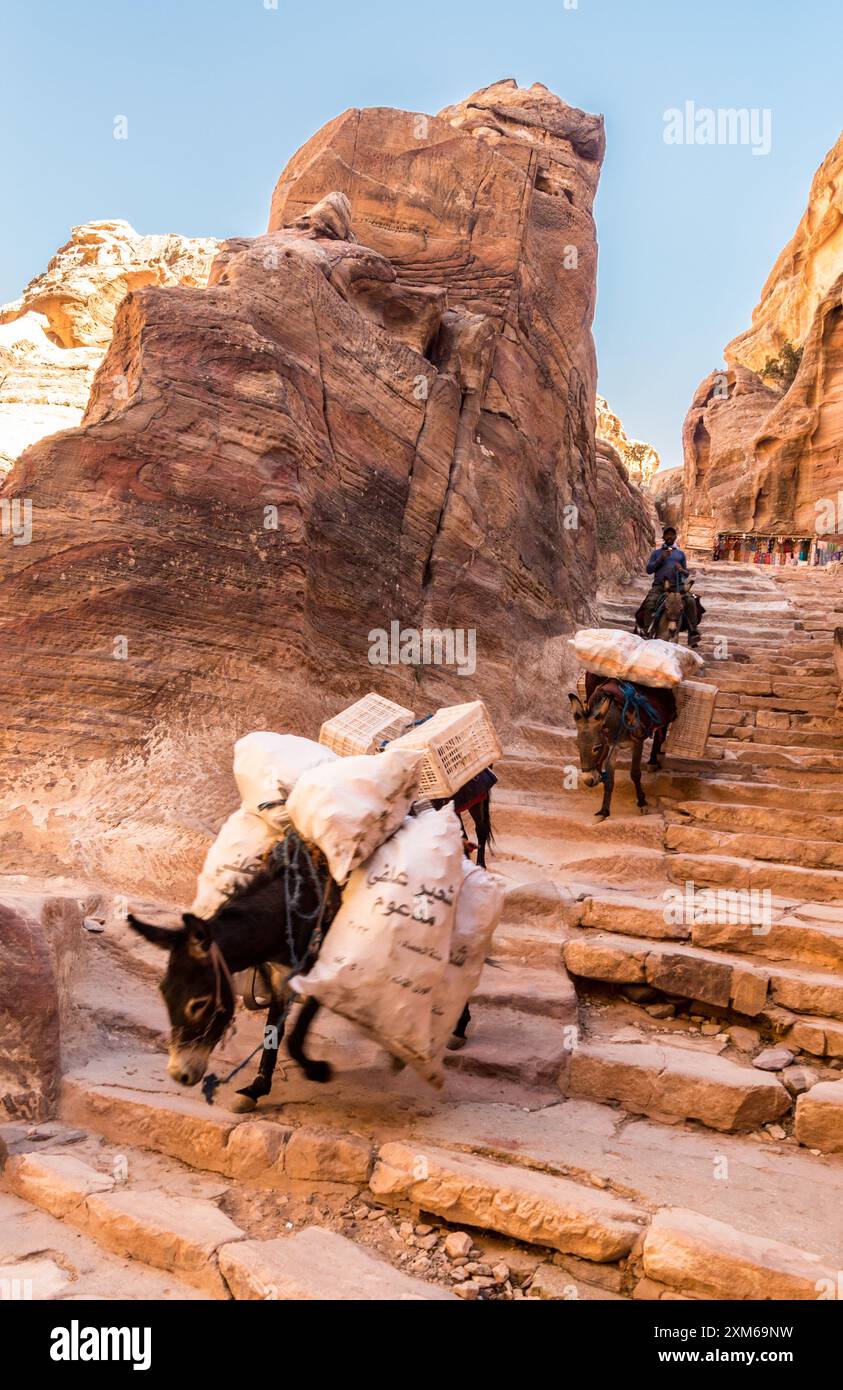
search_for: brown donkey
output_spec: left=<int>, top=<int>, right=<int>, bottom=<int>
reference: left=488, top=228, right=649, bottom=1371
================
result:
left=568, top=678, right=672, bottom=820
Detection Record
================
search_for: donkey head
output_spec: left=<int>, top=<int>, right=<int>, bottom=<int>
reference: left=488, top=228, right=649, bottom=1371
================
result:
left=568, top=691, right=614, bottom=787
left=127, top=912, right=235, bottom=1085
left=659, top=580, right=686, bottom=639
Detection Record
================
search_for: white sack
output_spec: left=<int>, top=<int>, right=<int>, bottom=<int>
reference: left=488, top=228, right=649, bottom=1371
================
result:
left=570, top=628, right=703, bottom=688
left=291, top=808, right=503, bottom=1085
left=191, top=807, right=278, bottom=919
left=427, top=859, right=504, bottom=1066
left=234, top=731, right=337, bottom=832
left=291, top=807, right=463, bottom=1078
left=286, top=746, right=426, bottom=884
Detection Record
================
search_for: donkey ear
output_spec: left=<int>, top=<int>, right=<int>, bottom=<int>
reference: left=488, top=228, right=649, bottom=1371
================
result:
left=568, top=692, right=585, bottom=720
left=592, top=694, right=613, bottom=721
left=127, top=913, right=186, bottom=951
left=182, top=912, right=213, bottom=956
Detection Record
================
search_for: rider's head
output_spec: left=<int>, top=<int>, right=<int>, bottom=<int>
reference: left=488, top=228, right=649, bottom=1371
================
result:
left=662, top=526, right=677, bottom=546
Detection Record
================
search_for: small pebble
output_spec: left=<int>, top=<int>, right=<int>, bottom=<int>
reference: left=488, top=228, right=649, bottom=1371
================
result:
left=753, top=1047, right=794, bottom=1072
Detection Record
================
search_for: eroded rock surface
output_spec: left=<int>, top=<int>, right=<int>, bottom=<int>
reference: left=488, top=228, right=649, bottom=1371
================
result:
left=681, top=133, right=843, bottom=544
left=0, top=220, right=218, bottom=472
left=0, top=83, right=649, bottom=897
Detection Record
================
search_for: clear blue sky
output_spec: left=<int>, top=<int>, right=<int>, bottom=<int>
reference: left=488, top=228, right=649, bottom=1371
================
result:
left=3, top=0, right=841, bottom=469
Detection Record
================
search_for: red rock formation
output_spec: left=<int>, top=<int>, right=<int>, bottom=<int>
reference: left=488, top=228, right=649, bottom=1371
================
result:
left=594, top=438, right=656, bottom=585
left=682, top=134, right=843, bottom=548
left=0, top=895, right=83, bottom=1120
left=0, top=221, right=218, bottom=472
left=0, top=83, right=648, bottom=895
left=649, top=467, right=684, bottom=531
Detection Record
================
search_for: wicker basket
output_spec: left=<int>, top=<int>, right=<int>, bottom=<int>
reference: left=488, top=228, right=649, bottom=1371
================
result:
left=664, top=680, right=718, bottom=759
left=387, top=700, right=502, bottom=798
left=319, top=693, right=416, bottom=757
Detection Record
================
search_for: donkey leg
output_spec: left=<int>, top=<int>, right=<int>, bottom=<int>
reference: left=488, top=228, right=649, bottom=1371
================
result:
left=287, top=996, right=332, bottom=1084
left=595, top=752, right=616, bottom=820
left=631, top=737, right=648, bottom=811
left=469, top=802, right=488, bottom=869
left=647, top=727, right=664, bottom=768
left=233, top=995, right=285, bottom=1111
left=447, top=1002, right=472, bottom=1051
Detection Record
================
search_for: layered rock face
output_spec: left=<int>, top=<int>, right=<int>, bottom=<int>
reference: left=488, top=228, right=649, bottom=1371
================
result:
left=648, top=467, right=684, bottom=530
left=0, top=221, right=218, bottom=471
left=594, top=438, right=656, bottom=584
left=595, top=395, right=659, bottom=487
left=0, top=83, right=646, bottom=896
left=682, top=134, right=843, bottom=545
left=726, top=135, right=843, bottom=373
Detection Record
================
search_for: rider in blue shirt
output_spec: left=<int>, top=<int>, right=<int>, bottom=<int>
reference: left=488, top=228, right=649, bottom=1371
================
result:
left=638, top=527, right=700, bottom=645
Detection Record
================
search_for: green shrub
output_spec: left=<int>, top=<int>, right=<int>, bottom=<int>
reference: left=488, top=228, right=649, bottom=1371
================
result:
left=761, top=340, right=803, bottom=390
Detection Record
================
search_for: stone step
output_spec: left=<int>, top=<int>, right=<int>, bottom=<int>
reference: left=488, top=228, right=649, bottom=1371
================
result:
left=712, top=739, right=843, bottom=773
left=566, top=1038, right=790, bottom=1132
left=218, top=1226, right=457, bottom=1300
left=668, top=849, right=843, bottom=903
left=598, top=895, right=843, bottom=974
left=369, top=1140, right=647, bottom=1261
left=407, top=1092, right=843, bottom=1276
left=674, top=799, right=843, bottom=846
left=794, top=1079, right=843, bottom=1154
left=666, top=821, right=843, bottom=872
left=564, top=929, right=843, bottom=1023
left=472, top=960, right=576, bottom=1021
left=780, top=1010, right=843, bottom=1059
left=641, top=1208, right=837, bottom=1300
left=657, top=774, right=843, bottom=813
left=444, top=1004, right=575, bottom=1087
left=712, top=723, right=843, bottom=750
left=0, top=1187, right=210, bottom=1301
left=0, top=1150, right=243, bottom=1297
left=493, top=796, right=666, bottom=850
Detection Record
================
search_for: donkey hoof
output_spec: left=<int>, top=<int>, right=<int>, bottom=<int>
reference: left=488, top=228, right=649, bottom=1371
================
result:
left=231, top=1090, right=259, bottom=1113
left=594, top=810, right=609, bottom=821
left=304, top=1059, right=333, bottom=1084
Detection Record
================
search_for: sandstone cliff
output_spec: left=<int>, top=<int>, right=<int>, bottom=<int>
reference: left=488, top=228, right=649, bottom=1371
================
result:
left=0, top=83, right=649, bottom=898
left=726, top=134, right=843, bottom=373
left=595, top=394, right=660, bottom=487
left=0, top=221, right=218, bottom=471
left=594, top=438, right=656, bottom=584
left=648, top=466, right=684, bottom=531
left=682, top=132, right=843, bottom=545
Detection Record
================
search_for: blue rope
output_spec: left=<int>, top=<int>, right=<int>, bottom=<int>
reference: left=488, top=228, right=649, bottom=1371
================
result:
left=596, top=681, right=665, bottom=783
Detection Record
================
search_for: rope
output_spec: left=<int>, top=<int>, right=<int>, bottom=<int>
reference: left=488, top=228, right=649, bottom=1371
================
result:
left=594, top=681, right=666, bottom=784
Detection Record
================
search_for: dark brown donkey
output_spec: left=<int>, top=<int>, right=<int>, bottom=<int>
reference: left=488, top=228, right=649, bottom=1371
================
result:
left=568, top=676, right=674, bottom=820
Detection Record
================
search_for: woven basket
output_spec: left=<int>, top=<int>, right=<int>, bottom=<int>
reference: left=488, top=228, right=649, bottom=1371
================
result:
left=387, top=700, right=502, bottom=798
left=664, top=680, right=718, bottom=759
left=319, top=693, right=416, bottom=758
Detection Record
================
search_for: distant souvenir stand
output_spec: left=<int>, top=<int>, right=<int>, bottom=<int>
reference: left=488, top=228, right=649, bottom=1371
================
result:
left=712, top=532, right=843, bottom=567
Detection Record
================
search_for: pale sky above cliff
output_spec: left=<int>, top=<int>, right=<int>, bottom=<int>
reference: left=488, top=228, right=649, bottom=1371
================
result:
left=3, top=0, right=841, bottom=471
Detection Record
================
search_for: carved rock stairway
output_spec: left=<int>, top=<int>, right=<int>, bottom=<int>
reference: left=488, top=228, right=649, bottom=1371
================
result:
left=3, top=563, right=843, bottom=1299
left=557, top=563, right=843, bottom=1141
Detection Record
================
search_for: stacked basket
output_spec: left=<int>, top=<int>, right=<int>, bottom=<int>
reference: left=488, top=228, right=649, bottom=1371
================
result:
left=320, top=694, right=502, bottom=797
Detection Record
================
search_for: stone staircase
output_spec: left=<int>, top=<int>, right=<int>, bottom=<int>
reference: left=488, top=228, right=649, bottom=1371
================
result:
left=2, top=563, right=843, bottom=1301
